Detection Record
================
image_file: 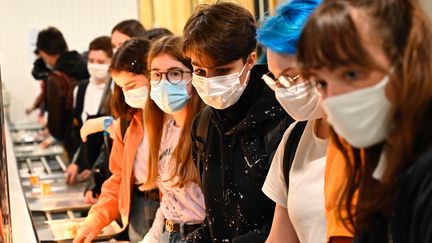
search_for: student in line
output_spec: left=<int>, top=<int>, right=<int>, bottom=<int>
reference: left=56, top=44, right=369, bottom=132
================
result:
left=183, top=2, right=293, bottom=242
left=297, top=0, right=432, bottom=242
left=79, top=26, right=173, bottom=205
left=140, top=35, right=206, bottom=243
left=74, top=38, right=159, bottom=243
left=34, top=26, right=89, bottom=158
left=256, top=1, right=333, bottom=243
left=111, top=19, right=146, bottom=52
left=66, top=36, right=113, bottom=185
left=259, top=1, right=356, bottom=242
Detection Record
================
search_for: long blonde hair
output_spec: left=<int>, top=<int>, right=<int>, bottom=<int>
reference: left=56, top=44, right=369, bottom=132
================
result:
left=143, top=36, right=205, bottom=188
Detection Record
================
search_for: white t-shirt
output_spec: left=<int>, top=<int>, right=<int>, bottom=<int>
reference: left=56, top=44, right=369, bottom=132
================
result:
left=262, top=120, right=327, bottom=243
left=144, top=120, right=205, bottom=241
left=72, top=76, right=107, bottom=122
left=133, top=117, right=150, bottom=185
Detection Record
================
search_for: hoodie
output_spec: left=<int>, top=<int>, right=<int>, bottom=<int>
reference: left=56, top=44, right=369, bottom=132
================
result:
left=46, top=50, right=89, bottom=158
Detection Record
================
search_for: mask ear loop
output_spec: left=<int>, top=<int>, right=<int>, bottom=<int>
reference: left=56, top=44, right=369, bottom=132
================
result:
left=239, top=55, right=253, bottom=86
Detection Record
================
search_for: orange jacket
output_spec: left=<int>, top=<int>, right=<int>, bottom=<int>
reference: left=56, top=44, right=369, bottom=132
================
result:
left=325, top=140, right=356, bottom=242
left=83, top=110, right=144, bottom=233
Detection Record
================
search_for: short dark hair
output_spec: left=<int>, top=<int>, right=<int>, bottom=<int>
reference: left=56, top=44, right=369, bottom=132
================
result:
left=144, top=28, right=173, bottom=42
left=111, top=19, right=147, bottom=38
left=36, top=26, right=68, bottom=55
left=89, top=36, right=113, bottom=58
left=183, top=2, right=257, bottom=66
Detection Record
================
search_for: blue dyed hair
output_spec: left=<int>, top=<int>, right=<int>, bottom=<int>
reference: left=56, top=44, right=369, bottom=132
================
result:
left=257, top=0, right=321, bottom=55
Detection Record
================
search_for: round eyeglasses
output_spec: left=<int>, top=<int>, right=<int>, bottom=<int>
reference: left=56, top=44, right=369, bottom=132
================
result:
left=149, top=69, right=192, bottom=84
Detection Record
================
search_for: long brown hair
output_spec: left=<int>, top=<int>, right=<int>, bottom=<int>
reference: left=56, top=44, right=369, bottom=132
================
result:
left=298, top=0, right=432, bottom=232
left=143, top=36, right=204, bottom=188
left=109, top=38, right=151, bottom=120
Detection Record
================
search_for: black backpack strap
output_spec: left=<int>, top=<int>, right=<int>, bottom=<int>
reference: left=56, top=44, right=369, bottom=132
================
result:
left=194, top=106, right=212, bottom=174
left=73, top=80, right=89, bottom=126
left=283, top=121, right=307, bottom=188
left=96, top=78, right=113, bottom=115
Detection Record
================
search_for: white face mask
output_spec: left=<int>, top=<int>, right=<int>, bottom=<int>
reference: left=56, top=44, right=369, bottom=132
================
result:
left=123, top=86, right=148, bottom=109
left=87, top=63, right=110, bottom=80
left=322, top=75, right=393, bottom=148
left=275, top=80, right=325, bottom=121
left=192, top=64, right=250, bottom=109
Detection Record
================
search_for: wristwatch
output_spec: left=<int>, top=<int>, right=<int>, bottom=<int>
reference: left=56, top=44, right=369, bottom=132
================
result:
left=103, top=116, right=114, bottom=136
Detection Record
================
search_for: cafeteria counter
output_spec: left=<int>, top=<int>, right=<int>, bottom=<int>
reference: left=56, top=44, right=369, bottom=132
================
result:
left=6, top=122, right=124, bottom=242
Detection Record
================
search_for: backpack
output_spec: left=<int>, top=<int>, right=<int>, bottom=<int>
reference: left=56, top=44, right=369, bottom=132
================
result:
left=282, top=121, right=307, bottom=187
left=49, top=70, right=79, bottom=158
left=194, top=106, right=212, bottom=174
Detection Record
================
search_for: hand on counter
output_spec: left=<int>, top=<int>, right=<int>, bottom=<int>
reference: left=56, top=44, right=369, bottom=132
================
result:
left=66, top=164, right=79, bottom=184
left=66, top=164, right=92, bottom=184
left=79, top=169, right=92, bottom=181
left=39, top=136, right=54, bottom=148
left=84, top=190, right=97, bottom=204
left=73, top=225, right=98, bottom=243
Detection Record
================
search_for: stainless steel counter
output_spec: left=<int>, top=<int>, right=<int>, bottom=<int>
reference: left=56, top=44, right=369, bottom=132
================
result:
left=5, top=122, right=39, bottom=242
left=6, top=121, right=125, bottom=242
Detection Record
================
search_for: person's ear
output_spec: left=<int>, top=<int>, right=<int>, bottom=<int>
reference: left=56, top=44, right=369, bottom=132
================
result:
left=247, top=52, right=257, bottom=69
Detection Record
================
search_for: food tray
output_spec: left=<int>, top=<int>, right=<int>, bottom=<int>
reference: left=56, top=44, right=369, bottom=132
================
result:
left=34, top=217, right=123, bottom=242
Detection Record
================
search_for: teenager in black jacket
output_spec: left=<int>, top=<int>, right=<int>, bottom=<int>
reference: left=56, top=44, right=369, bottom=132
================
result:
left=183, top=2, right=293, bottom=242
left=35, top=26, right=89, bottom=159
left=297, top=0, right=432, bottom=242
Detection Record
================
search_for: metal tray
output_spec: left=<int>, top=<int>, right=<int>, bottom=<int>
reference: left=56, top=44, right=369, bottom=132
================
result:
left=14, top=144, right=64, bottom=158
left=24, top=179, right=90, bottom=212
left=34, top=218, right=123, bottom=242
left=26, top=192, right=91, bottom=212
left=23, top=176, right=85, bottom=194
left=11, top=130, right=43, bottom=144
left=9, top=121, right=42, bottom=131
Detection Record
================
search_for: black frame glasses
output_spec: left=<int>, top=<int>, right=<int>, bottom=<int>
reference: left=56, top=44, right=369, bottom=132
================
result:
left=149, top=69, right=192, bottom=85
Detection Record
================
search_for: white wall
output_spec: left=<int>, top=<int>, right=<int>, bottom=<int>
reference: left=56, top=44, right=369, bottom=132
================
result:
left=0, top=0, right=138, bottom=123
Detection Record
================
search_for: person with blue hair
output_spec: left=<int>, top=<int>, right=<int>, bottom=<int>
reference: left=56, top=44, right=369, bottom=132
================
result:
left=257, top=0, right=352, bottom=243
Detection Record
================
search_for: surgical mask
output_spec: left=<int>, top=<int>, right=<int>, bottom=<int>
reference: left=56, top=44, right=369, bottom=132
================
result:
left=87, top=63, right=110, bottom=80
left=123, top=86, right=148, bottom=109
left=322, top=75, right=393, bottom=148
left=275, top=81, right=324, bottom=121
left=150, top=79, right=190, bottom=114
left=192, top=64, right=250, bottom=109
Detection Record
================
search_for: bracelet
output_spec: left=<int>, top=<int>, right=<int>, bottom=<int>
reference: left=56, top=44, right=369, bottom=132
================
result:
left=103, top=116, right=114, bottom=136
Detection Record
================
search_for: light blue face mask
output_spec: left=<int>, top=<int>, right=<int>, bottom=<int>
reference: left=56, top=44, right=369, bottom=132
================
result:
left=150, top=79, right=191, bottom=114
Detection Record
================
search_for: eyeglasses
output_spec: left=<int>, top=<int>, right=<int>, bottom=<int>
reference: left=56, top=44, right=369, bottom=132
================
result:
left=262, top=72, right=302, bottom=89
left=149, top=69, right=192, bottom=84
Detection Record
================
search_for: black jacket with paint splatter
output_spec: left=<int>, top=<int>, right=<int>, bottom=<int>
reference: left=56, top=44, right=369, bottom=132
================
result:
left=188, top=65, right=294, bottom=243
